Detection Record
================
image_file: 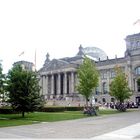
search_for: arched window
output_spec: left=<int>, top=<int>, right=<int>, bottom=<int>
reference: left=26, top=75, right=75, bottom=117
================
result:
left=95, top=98, right=98, bottom=102
left=135, top=67, right=140, bottom=75
left=137, top=78, right=140, bottom=92
left=111, top=98, right=115, bottom=102
left=102, top=98, right=106, bottom=103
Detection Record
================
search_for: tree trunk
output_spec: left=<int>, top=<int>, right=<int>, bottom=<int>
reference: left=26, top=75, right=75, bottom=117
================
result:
left=22, top=111, right=25, bottom=118
left=86, top=98, right=88, bottom=106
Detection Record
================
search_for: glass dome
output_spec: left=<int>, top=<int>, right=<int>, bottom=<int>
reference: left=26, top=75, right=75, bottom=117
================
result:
left=83, top=47, right=107, bottom=61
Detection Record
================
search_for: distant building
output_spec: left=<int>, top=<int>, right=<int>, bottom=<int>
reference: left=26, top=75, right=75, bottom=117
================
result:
left=38, top=33, right=140, bottom=105
left=13, top=61, right=34, bottom=71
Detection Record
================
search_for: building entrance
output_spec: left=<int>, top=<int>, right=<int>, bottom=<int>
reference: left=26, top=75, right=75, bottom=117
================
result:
left=136, top=97, right=140, bottom=106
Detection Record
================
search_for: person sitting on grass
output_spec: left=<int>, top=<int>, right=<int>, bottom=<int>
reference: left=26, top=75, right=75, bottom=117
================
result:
left=83, top=104, right=97, bottom=116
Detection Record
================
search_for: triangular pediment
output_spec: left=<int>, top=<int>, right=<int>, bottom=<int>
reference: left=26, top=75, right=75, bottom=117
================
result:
left=40, top=59, right=70, bottom=72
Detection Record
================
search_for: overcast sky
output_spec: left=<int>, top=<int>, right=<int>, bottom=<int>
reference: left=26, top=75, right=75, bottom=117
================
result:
left=0, top=0, right=140, bottom=73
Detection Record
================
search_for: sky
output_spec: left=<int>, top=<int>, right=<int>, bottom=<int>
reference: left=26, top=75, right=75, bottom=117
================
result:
left=0, top=0, right=140, bottom=73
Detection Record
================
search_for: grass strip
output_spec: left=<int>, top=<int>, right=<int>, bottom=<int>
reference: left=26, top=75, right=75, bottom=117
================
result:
left=0, top=109, right=136, bottom=127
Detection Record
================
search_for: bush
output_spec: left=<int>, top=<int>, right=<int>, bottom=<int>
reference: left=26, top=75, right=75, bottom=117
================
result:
left=65, top=106, right=83, bottom=111
left=41, top=106, right=84, bottom=112
left=0, top=106, right=20, bottom=114
left=0, top=108, right=13, bottom=114
left=0, top=106, right=99, bottom=113
left=41, top=107, right=66, bottom=112
left=40, top=106, right=99, bottom=112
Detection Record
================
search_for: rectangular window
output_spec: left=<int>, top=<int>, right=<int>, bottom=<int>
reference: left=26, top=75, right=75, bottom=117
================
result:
left=95, top=87, right=99, bottom=95
left=101, top=72, right=107, bottom=79
left=110, top=71, right=116, bottom=78
left=103, top=82, right=108, bottom=94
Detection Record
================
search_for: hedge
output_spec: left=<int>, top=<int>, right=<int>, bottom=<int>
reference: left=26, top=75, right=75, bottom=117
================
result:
left=41, top=107, right=66, bottom=112
left=0, top=108, right=15, bottom=114
left=65, top=106, right=83, bottom=111
left=41, top=106, right=99, bottom=112
left=0, top=106, right=21, bottom=114
left=0, top=106, right=99, bottom=113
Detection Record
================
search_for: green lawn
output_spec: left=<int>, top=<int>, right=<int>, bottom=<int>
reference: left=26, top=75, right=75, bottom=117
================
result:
left=0, top=111, right=86, bottom=127
left=0, top=109, right=134, bottom=127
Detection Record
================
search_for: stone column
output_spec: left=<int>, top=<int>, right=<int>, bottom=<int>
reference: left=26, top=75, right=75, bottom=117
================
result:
left=51, top=74, right=54, bottom=98
left=39, top=75, right=43, bottom=95
left=63, top=72, right=67, bottom=95
left=46, top=75, right=48, bottom=99
left=107, top=71, right=110, bottom=93
left=98, top=77, right=102, bottom=94
left=125, top=61, right=132, bottom=90
left=75, top=73, right=79, bottom=93
left=43, top=75, right=46, bottom=96
left=57, top=73, right=61, bottom=95
left=71, top=72, right=74, bottom=94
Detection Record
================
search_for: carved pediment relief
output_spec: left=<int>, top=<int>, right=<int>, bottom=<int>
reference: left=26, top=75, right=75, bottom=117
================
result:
left=41, top=59, right=70, bottom=71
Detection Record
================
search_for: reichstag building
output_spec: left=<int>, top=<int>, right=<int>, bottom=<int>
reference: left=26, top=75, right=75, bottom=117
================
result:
left=17, top=33, right=140, bottom=105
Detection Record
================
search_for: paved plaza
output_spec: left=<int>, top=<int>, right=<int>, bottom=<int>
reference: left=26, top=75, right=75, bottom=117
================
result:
left=0, top=110, right=140, bottom=139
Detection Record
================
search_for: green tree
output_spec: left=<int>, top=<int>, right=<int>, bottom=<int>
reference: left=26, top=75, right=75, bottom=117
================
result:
left=77, top=57, right=99, bottom=106
left=7, top=65, right=44, bottom=117
left=109, top=66, right=131, bottom=104
left=0, top=63, right=6, bottom=104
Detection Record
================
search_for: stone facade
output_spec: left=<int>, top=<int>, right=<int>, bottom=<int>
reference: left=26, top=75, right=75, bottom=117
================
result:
left=13, top=61, right=34, bottom=71
left=38, top=33, right=140, bottom=105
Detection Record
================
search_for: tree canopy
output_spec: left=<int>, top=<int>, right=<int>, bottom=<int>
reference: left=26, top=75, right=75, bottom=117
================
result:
left=0, top=63, right=6, bottom=104
left=77, top=57, right=99, bottom=105
left=109, top=66, right=131, bottom=103
left=6, top=65, right=44, bottom=117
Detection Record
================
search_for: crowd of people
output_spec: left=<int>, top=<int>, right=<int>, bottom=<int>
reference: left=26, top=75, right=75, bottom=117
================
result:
left=83, top=101, right=139, bottom=115
left=103, top=101, right=139, bottom=109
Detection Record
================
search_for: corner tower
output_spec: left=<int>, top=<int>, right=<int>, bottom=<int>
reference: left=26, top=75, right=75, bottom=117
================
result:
left=125, top=33, right=140, bottom=56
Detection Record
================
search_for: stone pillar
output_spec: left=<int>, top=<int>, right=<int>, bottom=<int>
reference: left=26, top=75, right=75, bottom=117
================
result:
left=125, top=60, right=132, bottom=90
left=46, top=75, right=48, bottom=98
left=57, top=73, right=61, bottom=95
left=39, top=75, right=43, bottom=95
left=98, top=77, right=102, bottom=94
left=128, top=68, right=132, bottom=90
left=107, top=71, right=110, bottom=93
left=75, top=73, right=79, bottom=93
left=43, top=75, right=46, bottom=96
left=51, top=74, right=54, bottom=97
left=71, top=72, right=74, bottom=94
left=63, top=72, right=67, bottom=94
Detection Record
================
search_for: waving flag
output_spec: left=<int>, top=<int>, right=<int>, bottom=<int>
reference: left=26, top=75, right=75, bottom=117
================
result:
left=19, top=51, right=24, bottom=56
left=133, top=19, right=140, bottom=25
